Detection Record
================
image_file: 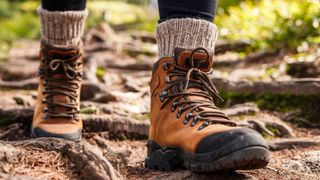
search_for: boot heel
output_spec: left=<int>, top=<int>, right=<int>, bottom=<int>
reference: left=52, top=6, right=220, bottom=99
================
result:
left=145, top=140, right=183, bottom=171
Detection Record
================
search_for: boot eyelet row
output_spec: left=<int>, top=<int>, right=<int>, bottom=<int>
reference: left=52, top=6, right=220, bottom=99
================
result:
left=42, top=98, right=46, bottom=104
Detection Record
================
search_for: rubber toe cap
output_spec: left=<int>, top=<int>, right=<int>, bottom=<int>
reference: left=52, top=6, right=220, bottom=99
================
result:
left=195, top=128, right=268, bottom=154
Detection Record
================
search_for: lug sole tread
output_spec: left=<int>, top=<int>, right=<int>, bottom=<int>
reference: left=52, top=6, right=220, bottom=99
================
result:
left=145, top=143, right=270, bottom=172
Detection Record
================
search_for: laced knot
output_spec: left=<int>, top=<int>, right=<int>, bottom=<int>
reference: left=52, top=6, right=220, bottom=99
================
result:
left=160, top=47, right=236, bottom=130
left=39, top=48, right=83, bottom=120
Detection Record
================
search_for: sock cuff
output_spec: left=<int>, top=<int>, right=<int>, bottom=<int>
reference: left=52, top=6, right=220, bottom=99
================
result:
left=156, top=18, right=218, bottom=58
left=38, top=7, right=88, bottom=46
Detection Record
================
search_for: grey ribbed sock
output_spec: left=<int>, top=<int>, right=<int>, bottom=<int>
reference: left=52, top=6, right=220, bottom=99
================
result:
left=38, top=7, right=88, bottom=46
left=156, top=18, right=218, bottom=58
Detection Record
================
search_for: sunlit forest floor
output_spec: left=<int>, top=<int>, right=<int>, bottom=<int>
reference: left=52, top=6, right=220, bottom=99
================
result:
left=0, top=0, right=319, bottom=179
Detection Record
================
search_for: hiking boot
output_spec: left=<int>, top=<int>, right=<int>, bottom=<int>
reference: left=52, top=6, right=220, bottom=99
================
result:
left=145, top=47, right=270, bottom=172
left=32, top=42, right=84, bottom=141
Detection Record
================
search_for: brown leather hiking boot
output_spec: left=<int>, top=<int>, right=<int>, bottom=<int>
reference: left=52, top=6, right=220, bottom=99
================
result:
left=145, top=47, right=270, bottom=172
left=32, top=42, right=84, bottom=141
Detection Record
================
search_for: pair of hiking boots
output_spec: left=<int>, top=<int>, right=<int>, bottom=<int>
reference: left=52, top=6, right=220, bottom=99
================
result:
left=32, top=42, right=270, bottom=172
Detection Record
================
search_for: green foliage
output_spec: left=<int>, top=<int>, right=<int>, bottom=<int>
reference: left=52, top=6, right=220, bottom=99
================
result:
left=80, top=107, right=98, bottom=114
left=0, top=0, right=39, bottom=61
left=0, top=0, right=318, bottom=60
left=87, top=1, right=153, bottom=27
left=96, top=66, right=106, bottom=80
left=0, top=116, right=13, bottom=126
left=216, top=0, right=320, bottom=52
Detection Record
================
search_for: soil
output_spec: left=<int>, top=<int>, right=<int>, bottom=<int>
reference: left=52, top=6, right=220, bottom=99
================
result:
left=0, top=25, right=319, bottom=179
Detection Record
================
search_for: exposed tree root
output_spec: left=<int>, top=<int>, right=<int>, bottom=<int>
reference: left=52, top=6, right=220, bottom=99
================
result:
left=92, top=136, right=132, bottom=175
left=0, top=123, right=22, bottom=139
left=83, top=114, right=149, bottom=138
left=237, top=115, right=294, bottom=138
left=0, top=78, right=38, bottom=89
left=268, top=137, right=320, bottom=151
left=2, top=77, right=320, bottom=97
left=0, top=107, right=33, bottom=125
left=212, top=78, right=320, bottom=95
left=214, top=40, right=250, bottom=55
left=224, top=102, right=260, bottom=117
left=213, top=49, right=279, bottom=68
left=3, top=138, right=122, bottom=179
left=0, top=107, right=149, bottom=139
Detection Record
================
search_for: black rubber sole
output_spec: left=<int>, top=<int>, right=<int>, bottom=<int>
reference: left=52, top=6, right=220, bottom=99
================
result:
left=145, top=140, right=270, bottom=172
left=31, top=127, right=82, bottom=141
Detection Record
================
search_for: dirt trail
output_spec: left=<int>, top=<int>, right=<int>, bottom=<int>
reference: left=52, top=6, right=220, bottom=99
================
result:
left=0, top=25, right=319, bottom=179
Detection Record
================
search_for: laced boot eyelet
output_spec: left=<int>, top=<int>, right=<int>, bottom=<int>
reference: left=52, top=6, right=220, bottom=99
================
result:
left=171, top=101, right=177, bottom=112
left=43, top=80, right=48, bottom=86
left=191, top=116, right=200, bottom=127
left=163, top=63, right=169, bottom=70
left=198, top=121, right=209, bottom=131
left=42, top=98, right=46, bottom=104
left=43, top=107, right=48, bottom=113
left=183, top=113, right=192, bottom=125
left=159, top=90, right=168, bottom=102
left=165, top=76, right=171, bottom=83
left=176, top=108, right=182, bottom=118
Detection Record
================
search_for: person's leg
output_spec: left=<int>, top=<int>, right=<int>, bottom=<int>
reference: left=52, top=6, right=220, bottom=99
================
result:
left=146, top=0, right=270, bottom=172
left=32, top=0, right=88, bottom=140
left=158, top=0, right=217, bottom=23
left=42, top=0, right=86, bottom=11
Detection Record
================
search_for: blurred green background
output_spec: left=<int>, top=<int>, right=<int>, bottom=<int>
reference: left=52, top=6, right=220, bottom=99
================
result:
left=0, top=0, right=319, bottom=60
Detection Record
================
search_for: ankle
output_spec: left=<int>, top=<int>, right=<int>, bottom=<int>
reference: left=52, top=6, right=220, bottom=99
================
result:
left=156, top=18, right=218, bottom=58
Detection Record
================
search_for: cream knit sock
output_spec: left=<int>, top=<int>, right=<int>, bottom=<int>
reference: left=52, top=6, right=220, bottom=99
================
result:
left=38, top=7, right=88, bottom=46
left=156, top=18, right=218, bottom=58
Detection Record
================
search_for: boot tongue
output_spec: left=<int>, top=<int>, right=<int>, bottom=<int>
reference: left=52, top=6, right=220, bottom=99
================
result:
left=174, top=48, right=213, bottom=72
left=47, top=47, right=79, bottom=59
left=42, top=44, right=81, bottom=117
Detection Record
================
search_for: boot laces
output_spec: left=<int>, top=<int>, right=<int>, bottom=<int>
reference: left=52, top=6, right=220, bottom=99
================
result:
left=39, top=48, right=83, bottom=120
left=160, top=47, right=236, bottom=130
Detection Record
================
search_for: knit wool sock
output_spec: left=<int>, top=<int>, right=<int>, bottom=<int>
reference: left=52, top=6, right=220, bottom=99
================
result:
left=38, top=7, right=88, bottom=46
left=156, top=18, right=218, bottom=58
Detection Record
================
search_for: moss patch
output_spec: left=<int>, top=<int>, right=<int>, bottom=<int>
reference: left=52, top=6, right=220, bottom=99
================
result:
left=0, top=116, right=13, bottom=126
left=217, top=91, right=320, bottom=124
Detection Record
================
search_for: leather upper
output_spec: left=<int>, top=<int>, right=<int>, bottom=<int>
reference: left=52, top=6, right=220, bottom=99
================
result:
left=149, top=48, right=241, bottom=153
left=32, top=42, right=83, bottom=137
